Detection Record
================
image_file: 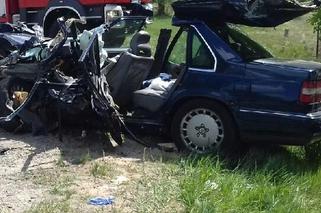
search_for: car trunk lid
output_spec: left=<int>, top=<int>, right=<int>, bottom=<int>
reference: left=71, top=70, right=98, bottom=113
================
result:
left=172, top=0, right=317, bottom=27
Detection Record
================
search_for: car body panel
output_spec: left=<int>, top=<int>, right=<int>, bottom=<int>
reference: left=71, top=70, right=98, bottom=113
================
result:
left=151, top=17, right=321, bottom=146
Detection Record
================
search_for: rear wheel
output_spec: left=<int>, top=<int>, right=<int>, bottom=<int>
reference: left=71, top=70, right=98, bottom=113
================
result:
left=0, top=78, right=32, bottom=132
left=171, top=99, right=239, bottom=154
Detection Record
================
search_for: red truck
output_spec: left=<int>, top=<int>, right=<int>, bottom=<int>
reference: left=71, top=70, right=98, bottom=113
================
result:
left=0, top=0, right=152, bottom=36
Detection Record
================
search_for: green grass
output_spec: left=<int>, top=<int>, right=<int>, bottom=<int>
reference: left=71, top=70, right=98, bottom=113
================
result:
left=131, top=146, right=321, bottom=212
left=242, top=15, right=316, bottom=60
left=132, top=163, right=184, bottom=212
left=90, top=161, right=116, bottom=178
left=179, top=150, right=321, bottom=213
left=25, top=200, right=72, bottom=213
left=146, top=16, right=178, bottom=52
left=50, top=176, right=75, bottom=200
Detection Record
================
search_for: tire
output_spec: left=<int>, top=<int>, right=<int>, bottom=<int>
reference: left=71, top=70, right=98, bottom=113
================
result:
left=0, top=78, right=31, bottom=132
left=171, top=99, right=239, bottom=154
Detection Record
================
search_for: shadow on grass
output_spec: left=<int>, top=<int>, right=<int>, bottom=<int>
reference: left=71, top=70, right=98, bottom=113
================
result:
left=233, top=144, right=321, bottom=175
left=182, top=142, right=321, bottom=180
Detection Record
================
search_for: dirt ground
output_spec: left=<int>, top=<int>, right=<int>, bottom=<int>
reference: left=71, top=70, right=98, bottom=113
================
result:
left=0, top=129, right=181, bottom=213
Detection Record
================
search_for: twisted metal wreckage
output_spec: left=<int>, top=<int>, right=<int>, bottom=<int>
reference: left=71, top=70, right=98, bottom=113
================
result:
left=0, top=0, right=318, bottom=148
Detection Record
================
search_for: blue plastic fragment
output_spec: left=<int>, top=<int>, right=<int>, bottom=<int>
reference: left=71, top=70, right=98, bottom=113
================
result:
left=88, top=197, right=115, bottom=206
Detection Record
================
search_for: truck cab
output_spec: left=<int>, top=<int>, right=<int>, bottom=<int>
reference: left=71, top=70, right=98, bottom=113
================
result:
left=0, top=0, right=152, bottom=37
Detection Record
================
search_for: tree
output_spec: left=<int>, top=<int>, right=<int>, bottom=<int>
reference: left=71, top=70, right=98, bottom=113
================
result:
left=309, top=9, right=321, bottom=58
left=156, top=0, right=170, bottom=16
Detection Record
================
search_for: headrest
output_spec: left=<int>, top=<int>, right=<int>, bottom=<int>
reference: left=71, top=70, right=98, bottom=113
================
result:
left=130, top=31, right=152, bottom=57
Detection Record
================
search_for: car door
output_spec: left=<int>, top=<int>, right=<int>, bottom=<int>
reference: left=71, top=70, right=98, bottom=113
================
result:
left=164, top=26, right=217, bottom=103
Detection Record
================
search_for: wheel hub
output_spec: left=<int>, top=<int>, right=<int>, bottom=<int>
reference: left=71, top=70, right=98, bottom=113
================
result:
left=195, top=123, right=209, bottom=138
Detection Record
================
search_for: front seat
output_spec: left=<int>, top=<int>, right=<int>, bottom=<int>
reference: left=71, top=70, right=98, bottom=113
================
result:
left=106, top=31, right=154, bottom=108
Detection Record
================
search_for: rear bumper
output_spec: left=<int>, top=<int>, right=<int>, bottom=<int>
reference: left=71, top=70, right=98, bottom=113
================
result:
left=237, top=109, right=321, bottom=145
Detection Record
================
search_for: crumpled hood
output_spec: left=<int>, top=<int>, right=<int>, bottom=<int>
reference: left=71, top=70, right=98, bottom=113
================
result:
left=172, top=0, right=317, bottom=27
left=0, top=33, right=34, bottom=47
left=254, top=58, right=321, bottom=71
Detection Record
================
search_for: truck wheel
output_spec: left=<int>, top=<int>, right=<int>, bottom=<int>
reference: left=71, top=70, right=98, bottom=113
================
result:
left=171, top=99, right=238, bottom=154
left=45, top=12, right=79, bottom=38
left=0, top=78, right=31, bottom=132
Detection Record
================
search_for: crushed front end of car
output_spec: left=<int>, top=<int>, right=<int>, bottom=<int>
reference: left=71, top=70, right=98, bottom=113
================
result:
left=0, top=18, right=125, bottom=144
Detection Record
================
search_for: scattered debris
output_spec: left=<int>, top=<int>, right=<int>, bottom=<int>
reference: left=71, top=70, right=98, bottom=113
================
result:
left=88, top=197, right=115, bottom=206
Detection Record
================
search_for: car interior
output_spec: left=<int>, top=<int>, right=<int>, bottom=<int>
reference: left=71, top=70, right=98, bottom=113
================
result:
left=102, top=27, right=183, bottom=115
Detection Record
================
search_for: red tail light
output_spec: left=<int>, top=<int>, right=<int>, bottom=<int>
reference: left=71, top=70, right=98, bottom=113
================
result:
left=300, top=81, right=321, bottom=104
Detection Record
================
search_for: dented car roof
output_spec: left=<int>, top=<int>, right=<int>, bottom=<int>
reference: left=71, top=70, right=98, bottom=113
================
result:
left=172, top=0, right=318, bottom=27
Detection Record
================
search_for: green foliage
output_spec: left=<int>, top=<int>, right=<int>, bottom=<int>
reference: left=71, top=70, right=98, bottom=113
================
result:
left=155, top=0, right=173, bottom=16
left=309, top=9, right=321, bottom=32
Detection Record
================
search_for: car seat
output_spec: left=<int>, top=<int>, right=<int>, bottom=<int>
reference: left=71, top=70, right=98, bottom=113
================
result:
left=132, top=67, right=188, bottom=112
left=106, top=31, right=154, bottom=108
left=132, top=76, right=176, bottom=112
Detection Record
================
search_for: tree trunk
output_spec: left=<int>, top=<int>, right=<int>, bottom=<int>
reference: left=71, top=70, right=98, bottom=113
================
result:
left=158, top=3, right=166, bottom=16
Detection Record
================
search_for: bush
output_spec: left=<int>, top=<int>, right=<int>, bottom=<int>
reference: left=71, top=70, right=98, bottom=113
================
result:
left=309, top=9, right=321, bottom=32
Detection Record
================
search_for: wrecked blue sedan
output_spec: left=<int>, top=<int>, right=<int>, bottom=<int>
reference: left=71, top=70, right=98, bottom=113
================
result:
left=1, top=0, right=321, bottom=154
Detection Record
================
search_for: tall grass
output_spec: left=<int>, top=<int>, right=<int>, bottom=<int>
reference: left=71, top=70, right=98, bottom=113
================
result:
left=179, top=147, right=321, bottom=212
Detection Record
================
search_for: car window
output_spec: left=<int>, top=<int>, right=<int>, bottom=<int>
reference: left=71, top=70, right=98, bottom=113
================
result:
left=168, top=29, right=188, bottom=65
left=191, top=31, right=214, bottom=69
left=102, top=18, right=145, bottom=48
left=212, top=25, right=272, bottom=61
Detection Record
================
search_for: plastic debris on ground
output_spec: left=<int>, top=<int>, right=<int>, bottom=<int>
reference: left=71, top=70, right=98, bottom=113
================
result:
left=88, top=197, right=115, bottom=206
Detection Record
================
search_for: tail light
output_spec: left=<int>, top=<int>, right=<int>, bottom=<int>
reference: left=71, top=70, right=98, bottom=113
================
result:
left=300, top=81, right=321, bottom=104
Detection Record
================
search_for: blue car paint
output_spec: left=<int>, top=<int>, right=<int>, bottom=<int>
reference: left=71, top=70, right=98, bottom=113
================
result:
left=156, top=18, right=321, bottom=145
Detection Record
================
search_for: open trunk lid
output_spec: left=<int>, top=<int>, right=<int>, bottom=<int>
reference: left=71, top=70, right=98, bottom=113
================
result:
left=172, top=0, right=318, bottom=27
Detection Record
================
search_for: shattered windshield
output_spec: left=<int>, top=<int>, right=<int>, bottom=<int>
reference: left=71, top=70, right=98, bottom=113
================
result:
left=212, top=25, right=272, bottom=61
